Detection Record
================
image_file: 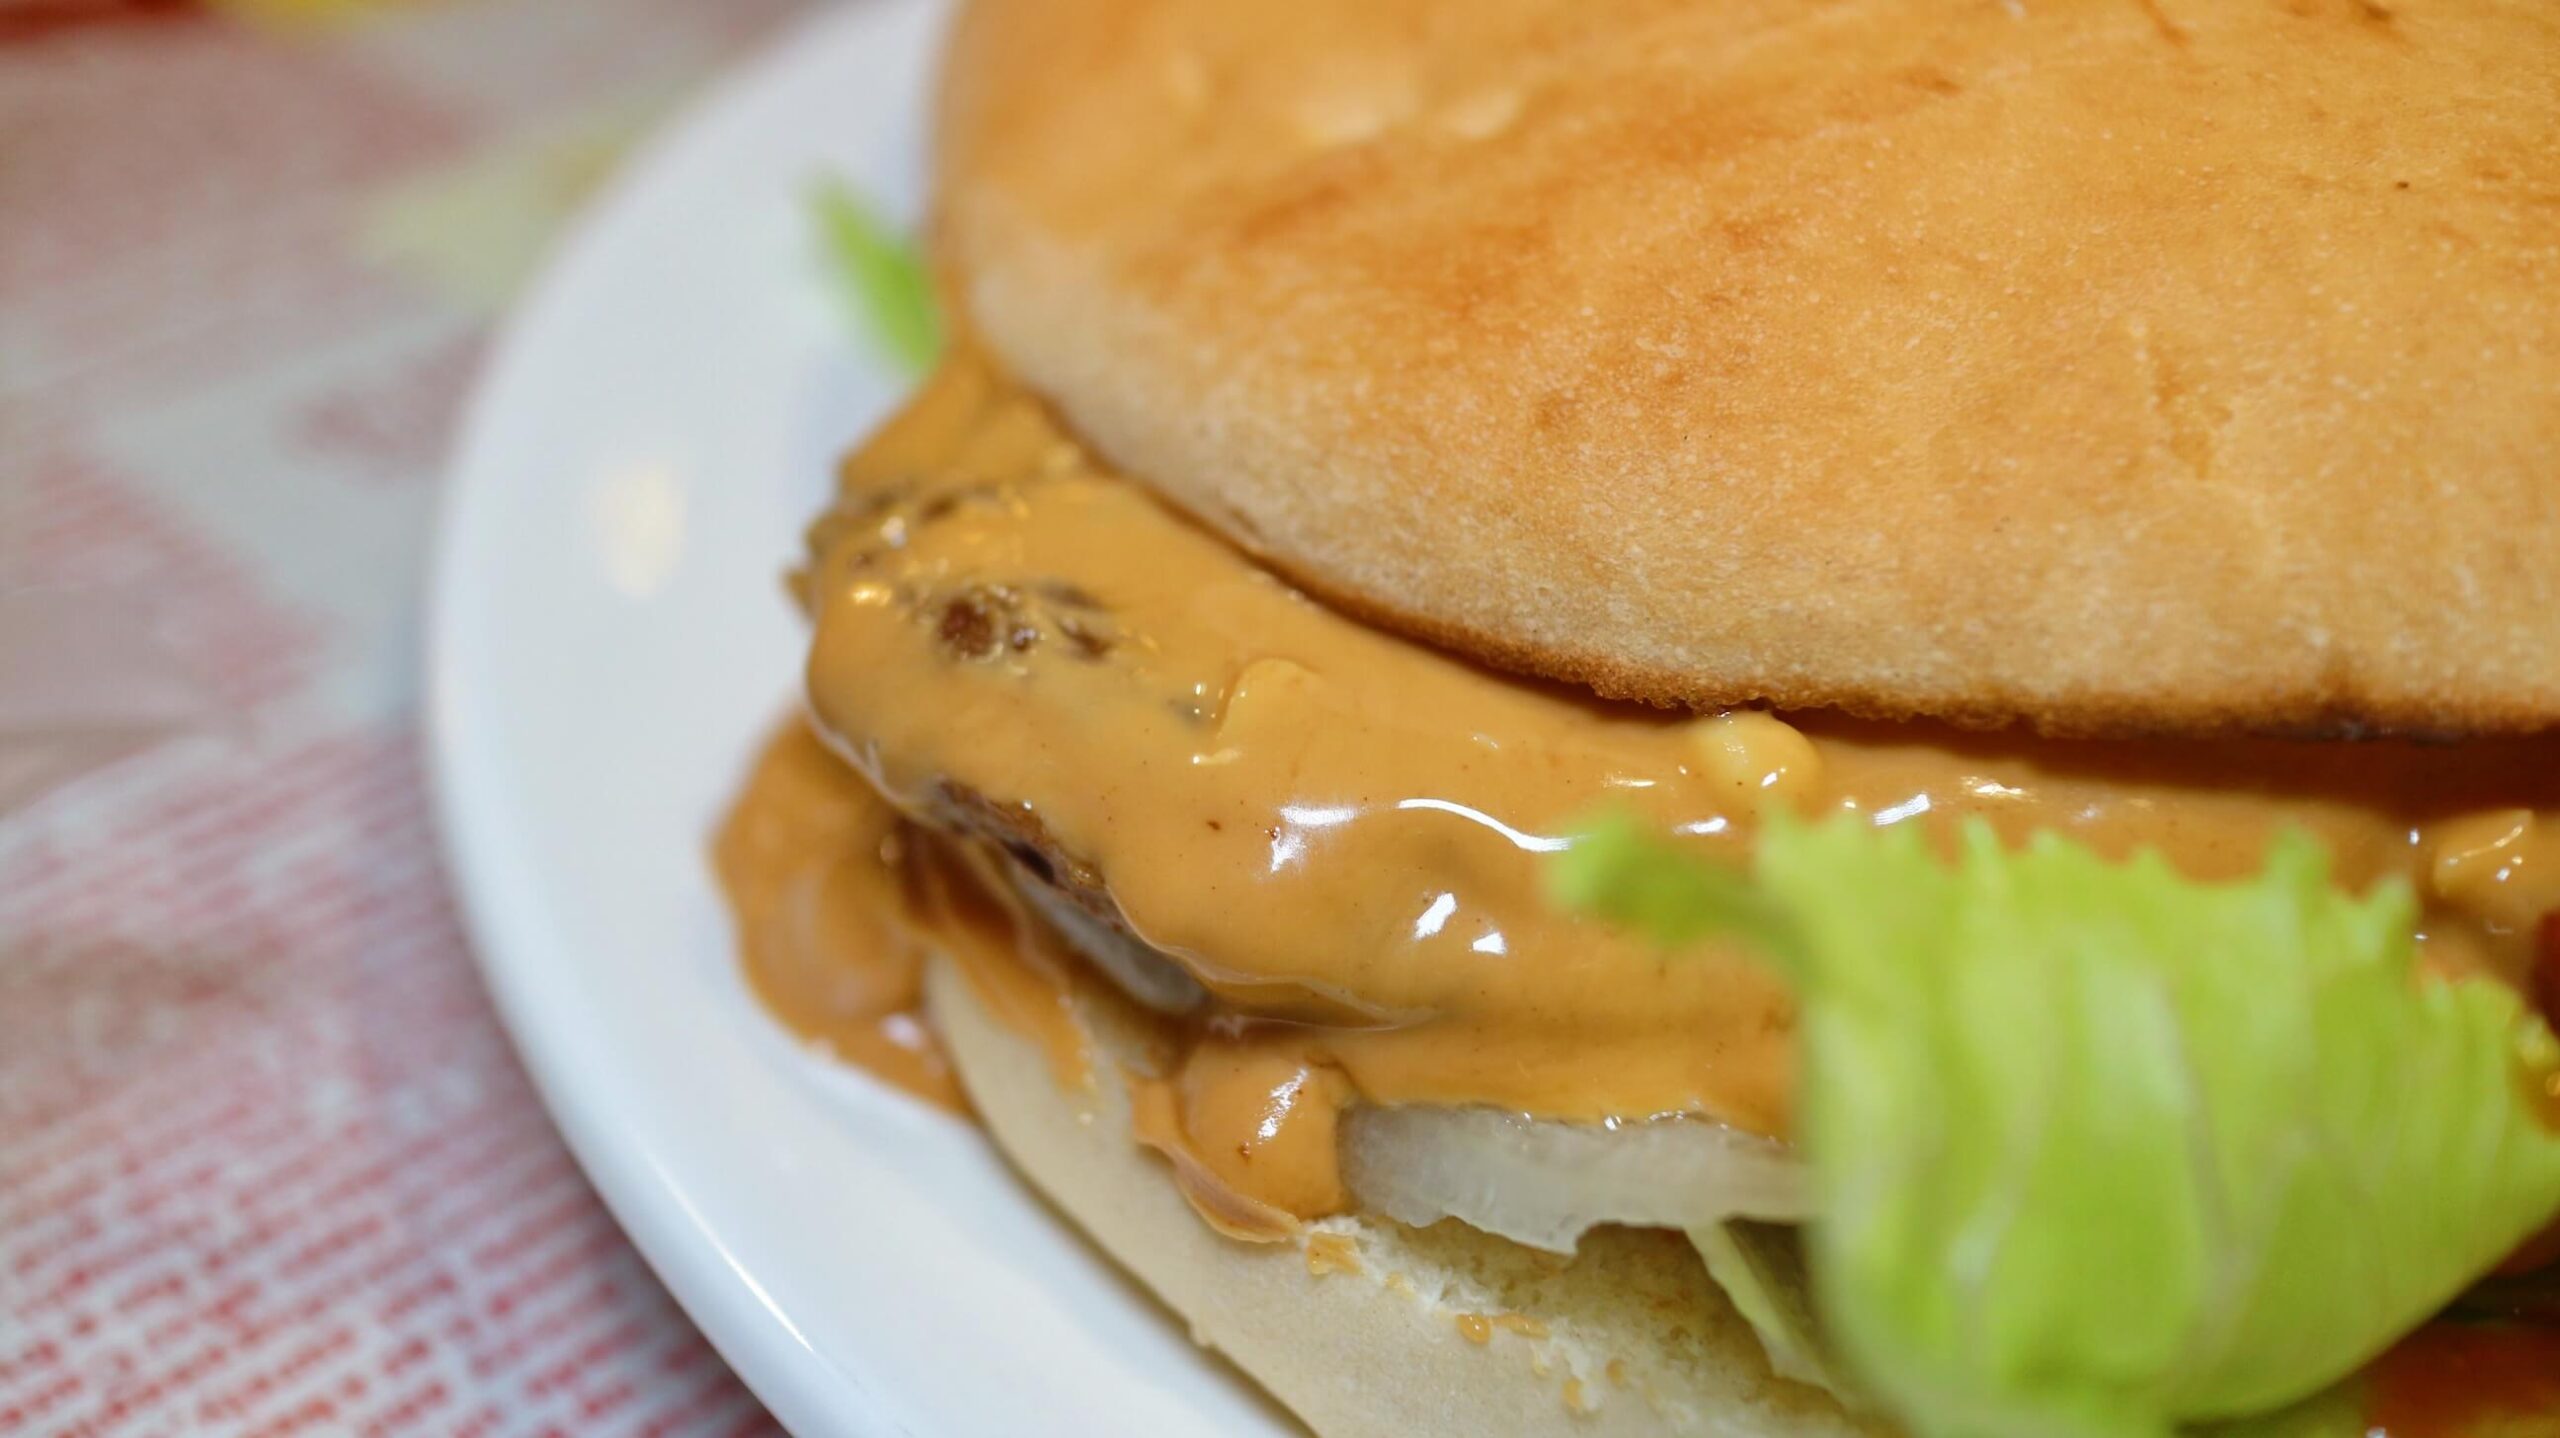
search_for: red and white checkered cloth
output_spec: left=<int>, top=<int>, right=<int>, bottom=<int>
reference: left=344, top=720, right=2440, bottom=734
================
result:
left=1, top=4, right=816, bottom=1432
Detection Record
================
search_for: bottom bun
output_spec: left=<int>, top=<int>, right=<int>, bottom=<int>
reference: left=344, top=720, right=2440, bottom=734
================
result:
left=923, top=954, right=1882, bottom=1437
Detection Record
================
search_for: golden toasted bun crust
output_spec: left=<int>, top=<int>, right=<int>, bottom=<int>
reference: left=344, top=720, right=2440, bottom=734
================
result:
left=933, top=0, right=2560, bottom=737
left=923, top=955, right=1882, bottom=1438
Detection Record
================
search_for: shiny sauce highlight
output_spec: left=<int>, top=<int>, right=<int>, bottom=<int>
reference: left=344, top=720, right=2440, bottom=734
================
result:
left=790, top=346, right=2560, bottom=1151
left=718, top=345, right=2560, bottom=1423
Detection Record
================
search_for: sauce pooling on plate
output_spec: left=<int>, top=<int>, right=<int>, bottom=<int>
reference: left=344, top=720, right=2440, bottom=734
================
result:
left=713, top=721, right=963, bottom=1112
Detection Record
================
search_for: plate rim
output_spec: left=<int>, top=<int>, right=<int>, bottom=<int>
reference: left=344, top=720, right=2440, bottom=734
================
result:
left=424, top=7, right=1314, bottom=1433
left=422, top=5, right=936, bottom=1433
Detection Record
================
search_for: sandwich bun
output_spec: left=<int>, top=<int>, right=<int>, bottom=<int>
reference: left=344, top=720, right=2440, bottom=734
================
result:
left=922, top=954, right=1883, bottom=1437
left=933, top=0, right=2560, bottom=736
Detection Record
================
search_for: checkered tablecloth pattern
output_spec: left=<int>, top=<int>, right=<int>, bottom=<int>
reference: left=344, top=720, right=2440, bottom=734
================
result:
left=1, top=3, right=819, bottom=1431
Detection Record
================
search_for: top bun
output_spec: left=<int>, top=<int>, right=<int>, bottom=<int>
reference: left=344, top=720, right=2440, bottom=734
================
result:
left=932, top=0, right=2560, bottom=737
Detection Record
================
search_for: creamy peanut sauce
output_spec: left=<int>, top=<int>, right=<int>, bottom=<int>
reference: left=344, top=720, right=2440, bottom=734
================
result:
left=713, top=722, right=963, bottom=1112
left=725, top=345, right=2560, bottom=1243
left=715, top=721, right=1093, bottom=1112
left=2365, top=1324, right=2560, bottom=1437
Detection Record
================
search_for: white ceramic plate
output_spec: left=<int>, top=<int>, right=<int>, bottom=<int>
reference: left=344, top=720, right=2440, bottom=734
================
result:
left=426, top=4, right=1298, bottom=1433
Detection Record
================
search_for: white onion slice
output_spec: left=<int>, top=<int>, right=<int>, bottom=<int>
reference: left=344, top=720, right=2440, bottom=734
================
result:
left=1341, top=1105, right=1810, bottom=1254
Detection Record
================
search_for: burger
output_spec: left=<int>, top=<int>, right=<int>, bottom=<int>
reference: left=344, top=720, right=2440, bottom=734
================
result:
left=715, top=0, right=2560, bottom=1433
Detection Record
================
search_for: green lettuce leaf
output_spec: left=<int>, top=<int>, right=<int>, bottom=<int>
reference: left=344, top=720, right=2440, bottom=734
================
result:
left=1551, top=814, right=2560, bottom=1438
left=1690, top=1220, right=1856, bottom=1399
left=808, top=175, right=941, bottom=374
